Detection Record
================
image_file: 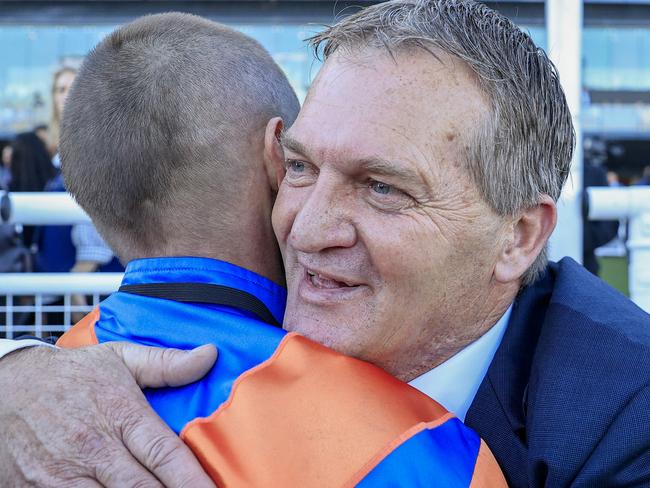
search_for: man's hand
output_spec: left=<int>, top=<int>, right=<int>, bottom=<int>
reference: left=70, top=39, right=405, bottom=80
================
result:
left=0, top=342, right=217, bottom=487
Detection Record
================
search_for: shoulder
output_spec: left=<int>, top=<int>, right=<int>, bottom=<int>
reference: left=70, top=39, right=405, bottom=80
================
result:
left=521, top=258, right=650, bottom=483
left=543, top=257, right=650, bottom=349
left=512, top=258, right=650, bottom=386
left=575, top=381, right=650, bottom=485
left=527, top=257, right=650, bottom=394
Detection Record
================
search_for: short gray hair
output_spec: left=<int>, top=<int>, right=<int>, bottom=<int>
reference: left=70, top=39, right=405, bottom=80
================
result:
left=62, top=13, right=300, bottom=259
left=309, top=0, right=575, bottom=285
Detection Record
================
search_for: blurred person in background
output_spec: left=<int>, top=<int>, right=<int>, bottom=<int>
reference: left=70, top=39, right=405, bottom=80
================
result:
left=47, top=67, right=76, bottom=159
left=582, top=137, right=619, bottom=275
left=36, top=66, right=122, bottom=324
left=8, top=131, right=56, bottom=194
left=635, top=165, right=650, bottom=185
left=4, top=67, right=77, bottom=193
left=1, top=143, right=12, bottom=188
left=8, top=130, right=57, bottom=249
left=35, top=67, right=79, bottom=265
left=33, top=124, right=49, bottom=152
left=1, top=142, right=30, bottom=276
left=1, top=137, right=38, bottom=325
left=605, top=170, right=628, bottom=248
left=607, top=170, right=623, bottom=187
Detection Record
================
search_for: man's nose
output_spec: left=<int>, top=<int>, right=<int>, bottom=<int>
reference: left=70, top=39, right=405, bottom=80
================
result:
left=288, top=181, right=357, bottom=253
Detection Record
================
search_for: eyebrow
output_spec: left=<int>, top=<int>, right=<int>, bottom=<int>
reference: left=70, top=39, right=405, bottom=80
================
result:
left=358, top=157, right=425, bottom=188
left=281, top=133, right=427, bottom=190
left=280, top=132, right=310, bottom=158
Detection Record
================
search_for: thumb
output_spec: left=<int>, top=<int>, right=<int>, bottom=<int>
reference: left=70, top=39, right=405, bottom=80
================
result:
left=106, top=342, right=218, bottom=388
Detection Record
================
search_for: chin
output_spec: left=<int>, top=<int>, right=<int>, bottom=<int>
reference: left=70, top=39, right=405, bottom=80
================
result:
left=285, top=317, right=351, bottom=352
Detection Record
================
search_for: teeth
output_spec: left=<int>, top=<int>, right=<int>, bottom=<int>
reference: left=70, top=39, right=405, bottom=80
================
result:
left=307, top=269, right=355, bottom=289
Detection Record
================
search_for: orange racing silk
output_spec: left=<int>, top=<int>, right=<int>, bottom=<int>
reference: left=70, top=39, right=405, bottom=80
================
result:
left=58, top=257, right=506, bottom=487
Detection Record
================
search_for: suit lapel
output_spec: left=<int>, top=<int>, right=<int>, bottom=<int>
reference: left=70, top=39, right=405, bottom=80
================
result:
left=465, top=265, right=555, bottom=488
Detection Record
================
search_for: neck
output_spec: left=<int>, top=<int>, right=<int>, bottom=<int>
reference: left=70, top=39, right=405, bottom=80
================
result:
left=120, top=187, right=284, bottom=287
left=394, top=283, right=518, bottom=382
left=161, top=208, right=284, bottom=286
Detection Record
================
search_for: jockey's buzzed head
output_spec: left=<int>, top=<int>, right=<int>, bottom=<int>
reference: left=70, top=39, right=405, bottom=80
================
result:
left=61, top=13, right=298, bottom=283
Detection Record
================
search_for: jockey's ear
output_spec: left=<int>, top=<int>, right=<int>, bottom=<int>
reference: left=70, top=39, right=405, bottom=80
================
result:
left=263, top=117, right=285, bottom=194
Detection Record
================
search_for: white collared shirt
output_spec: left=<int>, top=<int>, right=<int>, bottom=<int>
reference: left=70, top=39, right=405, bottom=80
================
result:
left=0, top=338, right=56, bottom=358
left=408, top=305, right=512, bottom=421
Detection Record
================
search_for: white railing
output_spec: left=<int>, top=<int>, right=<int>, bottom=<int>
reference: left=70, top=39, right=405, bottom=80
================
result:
left=1, top=191, right=90, bottom=225
left=1, top=189, right=648, bottom=335
left=587, top=186, right=650, bottom=313
left=1, top=191, right=121, bottom=337
left=0, top=273, right=123, bottom=338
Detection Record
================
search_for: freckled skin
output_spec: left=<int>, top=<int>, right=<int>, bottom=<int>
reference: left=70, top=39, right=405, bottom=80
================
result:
left=272, top=49, right=518, bottom=381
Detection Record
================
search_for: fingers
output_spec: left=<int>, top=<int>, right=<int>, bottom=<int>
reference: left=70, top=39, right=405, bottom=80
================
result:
left=66, top=478, right=104, bottom=488
left=0, top=343, right=216, bottom=488
left=106, top=342, right=218, bottom=388
left=102, top=342, right=217, bottom=486
left=120, top=407, right=216, bottom=488
left=93, top=447, right=164, bottom=488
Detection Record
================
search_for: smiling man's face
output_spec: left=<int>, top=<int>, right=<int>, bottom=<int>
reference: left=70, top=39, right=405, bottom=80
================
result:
left=272, top=49, right=511, bottom=380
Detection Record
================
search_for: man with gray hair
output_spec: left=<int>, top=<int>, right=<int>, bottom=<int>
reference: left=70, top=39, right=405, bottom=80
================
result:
left=271, top=2, right=649, bottom=486
left=1, top=1, right=649, bottom=487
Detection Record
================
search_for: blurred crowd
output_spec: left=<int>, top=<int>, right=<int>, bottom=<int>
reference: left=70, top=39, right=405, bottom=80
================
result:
left=582, top=136, right=650, bottom=278
left=1, top=67, right=123, bottom=325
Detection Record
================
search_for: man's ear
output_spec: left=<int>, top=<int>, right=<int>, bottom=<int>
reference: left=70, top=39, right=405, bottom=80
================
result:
left=494, top=195, right=557, bottom=283
left=263, top=117, right=286, bottom=194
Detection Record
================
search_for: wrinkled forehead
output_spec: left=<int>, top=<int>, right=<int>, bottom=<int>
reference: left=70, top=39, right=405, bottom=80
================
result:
left=292, top=48, right=489, bottom=168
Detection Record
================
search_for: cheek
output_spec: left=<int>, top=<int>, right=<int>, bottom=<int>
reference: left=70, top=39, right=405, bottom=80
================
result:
left=358, top=216, right=443, bottom=310
left=452, top=215, right=505, bottom=272
left=370, top=216, right=444, bottom=279
left=272, top=185, right=300, bottom=249
left=364, top=214, right=473, bottom=323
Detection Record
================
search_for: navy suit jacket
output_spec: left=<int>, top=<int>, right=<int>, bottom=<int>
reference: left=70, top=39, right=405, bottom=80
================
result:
left=465, top=258, right=650, bottom=487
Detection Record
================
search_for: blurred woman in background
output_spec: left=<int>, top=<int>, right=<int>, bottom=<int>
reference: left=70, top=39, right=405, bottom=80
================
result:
left=2, top=68, right=79, bottom=326
left=7, top=67, right=77, bottom=195
left=37, top=66, right=121, bottom=325
left=34, top=67, right=79, bottom=274
left=7, top=132, right=53, bottom=195
left=48, top=66, right=77, bottom=159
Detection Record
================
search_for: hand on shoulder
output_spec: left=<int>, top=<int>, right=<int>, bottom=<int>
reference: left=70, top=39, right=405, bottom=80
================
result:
left=0, top=341, right=216, bottom=487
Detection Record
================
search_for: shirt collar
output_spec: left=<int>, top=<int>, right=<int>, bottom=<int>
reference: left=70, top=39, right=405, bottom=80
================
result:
left=408, top=305, right=513, bottom=421
left=121, top=256, right=287, bottom=325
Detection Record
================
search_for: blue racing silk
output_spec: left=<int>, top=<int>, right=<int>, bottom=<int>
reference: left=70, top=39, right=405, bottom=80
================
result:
left=59, top=256, right=506, bottom=487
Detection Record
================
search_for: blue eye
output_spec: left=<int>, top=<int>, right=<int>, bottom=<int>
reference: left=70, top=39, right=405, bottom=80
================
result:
left=283, top=159, right=318, bottom=187
left=370, top=181, right=392, bottom=195
left=287, top=160, right=306, bottom=172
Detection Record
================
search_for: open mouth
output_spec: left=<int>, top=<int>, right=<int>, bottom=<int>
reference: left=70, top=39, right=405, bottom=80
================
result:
left=306, top=269, right=358, bottom=289
left=297, top=264, right=368, bottom=304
